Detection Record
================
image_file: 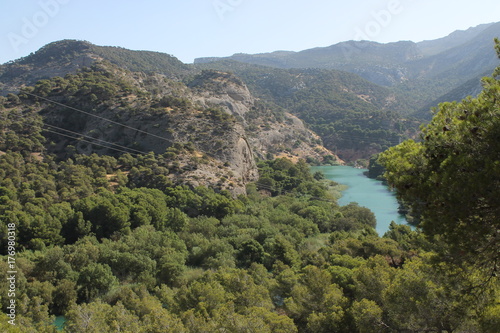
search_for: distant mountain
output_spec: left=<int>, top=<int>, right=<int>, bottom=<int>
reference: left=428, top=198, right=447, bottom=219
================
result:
left=0, top=40, right=193, bottom=96
left=0, top=42, right=339, bottom=194
left=196, top=40, right=422, bottom=86
left=414, top=71, right=488, bottom=119
left=195, top=22, right=500, bottom=117
left=417, top=23, right=495, bottom=56
left=195, top=22, right=500, bottom=87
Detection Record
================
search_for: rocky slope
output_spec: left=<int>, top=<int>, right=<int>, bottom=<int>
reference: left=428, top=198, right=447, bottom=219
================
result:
left=0, top=40, right=192, bottom=96
left=195, top=22, right=500, bottom=117
left=2, top=46, right=338, bottom=195
left=194, top=62, right=419, bottom=160
left=185, top=70, right=335, bottom=162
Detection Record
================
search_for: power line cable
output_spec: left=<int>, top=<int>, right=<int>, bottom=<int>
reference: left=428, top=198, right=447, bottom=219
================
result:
left=24, top=92, right=173, bottom=143
left=23, top=91, right=408, bottom=146
left=42, top=128, right=141, bottom=156
left=17, top=92, right=409, bottom=161
left=43, top=123, right=148, bottom=155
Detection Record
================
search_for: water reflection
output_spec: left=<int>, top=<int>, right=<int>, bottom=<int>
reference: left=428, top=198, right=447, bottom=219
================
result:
left=311, top=165, right=408, bottom=235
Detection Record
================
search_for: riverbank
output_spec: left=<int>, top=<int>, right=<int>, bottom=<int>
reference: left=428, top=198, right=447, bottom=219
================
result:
left=311, top=165, right=408, bottom=235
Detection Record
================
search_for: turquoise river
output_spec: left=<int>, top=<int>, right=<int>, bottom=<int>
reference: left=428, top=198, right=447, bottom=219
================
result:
left=311, top=165, right=408, bottom=235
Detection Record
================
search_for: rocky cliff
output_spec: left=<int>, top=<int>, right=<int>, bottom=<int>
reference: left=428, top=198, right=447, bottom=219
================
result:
left=4, top=47, right=338, bottom=195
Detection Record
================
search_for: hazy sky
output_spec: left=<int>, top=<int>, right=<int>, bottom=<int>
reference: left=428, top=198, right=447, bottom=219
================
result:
left=1, top=0, right=499, bottom=64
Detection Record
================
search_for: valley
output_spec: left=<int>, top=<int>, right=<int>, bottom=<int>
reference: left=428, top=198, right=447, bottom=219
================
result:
left=0, top=22, right=499, bottom=332
left=3, top=23, right=500, bottom=162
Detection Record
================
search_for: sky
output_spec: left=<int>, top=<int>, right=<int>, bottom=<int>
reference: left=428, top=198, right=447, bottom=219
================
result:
left=1, top=0, right=499, bottom=64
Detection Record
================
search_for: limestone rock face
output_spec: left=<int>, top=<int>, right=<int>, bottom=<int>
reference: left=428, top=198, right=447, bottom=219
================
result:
left=189, top=70, right=255, bottom=120
left=186, top=70, right=338, bottom=163
left=2, top=41, right=340, bottom=195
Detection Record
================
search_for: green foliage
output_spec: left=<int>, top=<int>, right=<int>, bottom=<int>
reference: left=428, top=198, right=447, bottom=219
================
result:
left=1, top=44, right=498, bottom=331
left=77, top=263, right=117, bottom=302
left=338, top=203, right=377, bottom=231
left=351, top=299, right=384, bottom=333
left=0, top=107, right=45, bottom=154
left=366, top=153, right=386, bottom=180
left=196, top=62, right=418, bottom=159
left=256, top=158, right=329, bottom=197
left=380, top=44, right=500, bottom=268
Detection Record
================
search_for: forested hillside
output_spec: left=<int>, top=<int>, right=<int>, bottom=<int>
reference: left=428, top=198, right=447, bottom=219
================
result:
left=1, top=39, right=414, bottom=161
left=0, top=40, right=193, bottom=96
left=196, top=22, right=500, bottom=119
left=195, top=61, right=420, bottom=161
left=0, top=91, right=498, bottom=331
left=0, top=36, right=499, bottom=332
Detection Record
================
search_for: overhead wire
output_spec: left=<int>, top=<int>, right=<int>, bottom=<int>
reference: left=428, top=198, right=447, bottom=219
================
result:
left=42, top=128, right=142, bottom=156
left=43, top=123, right=148, bottom=155
left=18, top=91, right=408, bottom=161
left=23, top=91, right=408, bottom=147
left=1, top=105, right=149, bottom=156
left=23, top=92, right=173, bottom=144
left=22, top=91, right=250, bottom=151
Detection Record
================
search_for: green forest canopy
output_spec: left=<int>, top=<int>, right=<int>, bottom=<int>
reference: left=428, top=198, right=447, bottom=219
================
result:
left=380, top=38, right=500, bottom=271
left=0, top=42, right=499, bottom=333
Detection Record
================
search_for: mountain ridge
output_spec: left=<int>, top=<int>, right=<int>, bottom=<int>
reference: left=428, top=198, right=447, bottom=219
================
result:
left=417, top=22, right=496, bottom=56
left=0, top=40, right=193, bottom=96
left=2, top=21, right=499, bottom=162
left=194, top=22, right=500, bottom=110
left=194, top=22, right=500, bottom=81
left=1, top=52, right=341, bottom=194
left=0, top=39, right=417, bottom=161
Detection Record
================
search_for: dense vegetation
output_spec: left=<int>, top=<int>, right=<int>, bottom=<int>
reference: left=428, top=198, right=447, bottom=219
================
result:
left=0, top=40, right=499, bottom=333
left=381, top=39, right=500, bottom=271
left=0, top=151, right=495, bottom=332
left=195, top=61, right=420, bottom=160
left=1, top=39, right=423, bottom=161
left=1, top=73, right=499, bottom=332
left=1, top=40, right=192, bottom=81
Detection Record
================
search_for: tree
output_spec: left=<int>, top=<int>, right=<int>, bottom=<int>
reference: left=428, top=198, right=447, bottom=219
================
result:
left=339, top=203, right=376, bottom=230
left=380, top=39, right=500, bottom=269
left=352, top=255, right=395, bottom=306
left=236, top=239, right=266, bottom=268
left=72, top=190, right=131, bottom=239
left=351, top=299, right=385, bottom=333
left=64, top=301, right=140, bottom=333
left=141, top=307, right=186, bottom=333
left=480, top=303, right=500, bottom=333
left=382, top=256, right=492, bottom=332
left=52, top=279, right=78, bottom=315
left=285, top=266, right=347, bottom=332
left=77, top=263, right=117, bottom=302
left=266, top=235, right=301, bottom=269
